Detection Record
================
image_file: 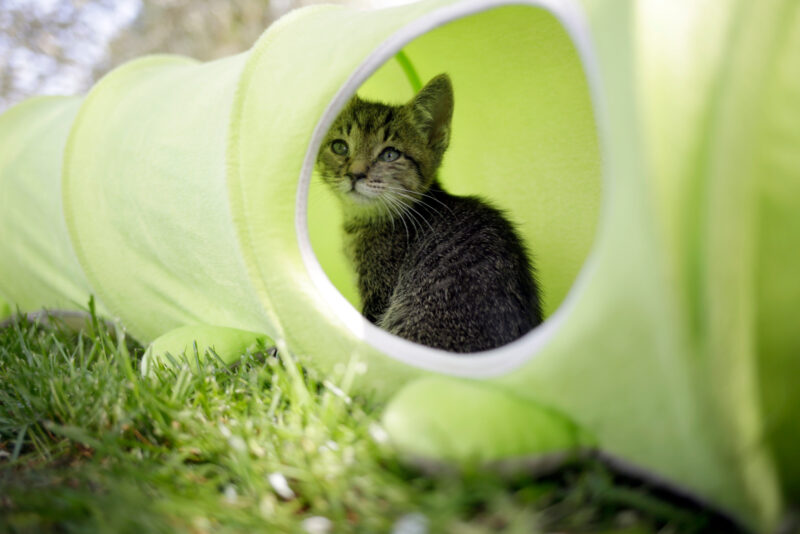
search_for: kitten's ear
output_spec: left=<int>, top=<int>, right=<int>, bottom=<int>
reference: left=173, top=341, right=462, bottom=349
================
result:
left=410, top=74, right=453, bottom=152
left=345, top=93, right=364, bottom=110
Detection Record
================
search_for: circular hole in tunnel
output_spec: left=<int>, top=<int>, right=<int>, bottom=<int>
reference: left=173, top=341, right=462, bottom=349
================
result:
left=300, top=1, right=603, bottom=375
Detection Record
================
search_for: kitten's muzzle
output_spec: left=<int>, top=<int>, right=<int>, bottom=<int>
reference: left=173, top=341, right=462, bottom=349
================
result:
left=347, top=172, right=367, bottom=184
left=347, top=160, right=369, bottom=182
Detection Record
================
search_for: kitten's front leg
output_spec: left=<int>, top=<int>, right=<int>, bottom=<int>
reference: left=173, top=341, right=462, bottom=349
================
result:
left=359, top=276, right=393, bottom=324
left=348, top=225, right=403, bottom=325
left=362, top=298, right=384, bottom=324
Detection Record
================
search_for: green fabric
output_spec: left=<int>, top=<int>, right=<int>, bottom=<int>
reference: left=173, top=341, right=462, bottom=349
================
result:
left=141, top=325, right=271, bottom=375
left=383, top=376, right=594, bottom=463
left=751, top=2, right=800, bottom=504
left=0, top=96, right=104, bottom=315
left=0, top=0, right=798, bottom=530
left=0, top=296, right=10, bottom=321
left=63, top=54, right=268, bottom=339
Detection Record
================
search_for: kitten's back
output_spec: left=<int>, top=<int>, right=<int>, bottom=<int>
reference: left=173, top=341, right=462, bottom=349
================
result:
left=378, top=188, right=542, bottom=353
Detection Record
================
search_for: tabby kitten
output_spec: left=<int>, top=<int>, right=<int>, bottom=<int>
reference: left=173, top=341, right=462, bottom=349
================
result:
left=316, top=74, right=542, bottom=353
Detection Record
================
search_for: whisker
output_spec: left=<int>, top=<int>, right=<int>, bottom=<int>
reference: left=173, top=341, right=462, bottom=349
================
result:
left=384, top=195, right=410, bottom=243
left=384, top=190, right=436, bottom=233
left=385, top=195, right=417, bottom=239
left=403, top=201, right=435, bottom=233
left=381, top=184, right=450, bottom=219
left=377, top=197, right=396, bottom=234
left=390, top=194, right=428, bottom=235
left=420, top=191, right=454, bottom=216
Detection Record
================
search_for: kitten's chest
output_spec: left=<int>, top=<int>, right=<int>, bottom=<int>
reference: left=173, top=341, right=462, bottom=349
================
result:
left=343, top=222, right=414, bottom=321
left=344, top=223, right=411, bottom=277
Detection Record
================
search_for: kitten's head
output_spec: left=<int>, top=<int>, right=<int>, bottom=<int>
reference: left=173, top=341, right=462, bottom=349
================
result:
left=316, top=74, right=453, bottom=219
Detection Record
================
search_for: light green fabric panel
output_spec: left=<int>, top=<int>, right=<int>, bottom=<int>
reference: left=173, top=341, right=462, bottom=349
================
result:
left=633, top=0, right=799, bottom=523
left=142, top=325, right=271, bottom=374
left=488, top=1, right=745, bottom=525
left=697, top=1, right=797, bottom=524
left=751, top=1, right=800, bottom=505
left=0, top=96, right=102, bottom=314
left=383, top=376, right=594, bottom=462
left=63, top=55, right=269, bottom=341
left=0, top=297, right=9, bottom=320
left=475, top=0, right=795, bottom=529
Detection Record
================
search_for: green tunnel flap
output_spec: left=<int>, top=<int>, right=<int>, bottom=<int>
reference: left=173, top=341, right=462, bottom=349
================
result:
left=383, top=376, right=594, bottom=464
left=141, top=325, right=273, bottom=375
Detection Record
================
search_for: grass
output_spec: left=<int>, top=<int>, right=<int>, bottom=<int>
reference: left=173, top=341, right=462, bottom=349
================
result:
left=0, top=308, right=741, bottom=533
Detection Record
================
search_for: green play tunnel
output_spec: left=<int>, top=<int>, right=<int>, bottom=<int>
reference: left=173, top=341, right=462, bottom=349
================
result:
left=1, top=0, right=798, bottom=530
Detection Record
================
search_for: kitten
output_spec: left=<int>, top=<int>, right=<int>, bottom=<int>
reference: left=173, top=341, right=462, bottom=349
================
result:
left=316, top=74, right=542, bottom=353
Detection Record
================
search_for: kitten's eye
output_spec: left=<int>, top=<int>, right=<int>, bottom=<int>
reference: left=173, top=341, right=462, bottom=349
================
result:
left=331, top=140, right=349, bottom=156
left=379, top=148, right=400, bottom=162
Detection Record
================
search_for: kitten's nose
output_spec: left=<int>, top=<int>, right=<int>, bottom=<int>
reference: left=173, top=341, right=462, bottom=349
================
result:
left=348, top=161, right=368, bottom=182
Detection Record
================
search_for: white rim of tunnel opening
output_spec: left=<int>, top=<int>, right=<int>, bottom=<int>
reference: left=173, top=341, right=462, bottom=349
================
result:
left=296, top=0, right=607, bottom=378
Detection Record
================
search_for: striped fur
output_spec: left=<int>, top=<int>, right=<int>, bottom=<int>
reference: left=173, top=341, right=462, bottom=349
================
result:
left=316, top=74, right=542, bottom=353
